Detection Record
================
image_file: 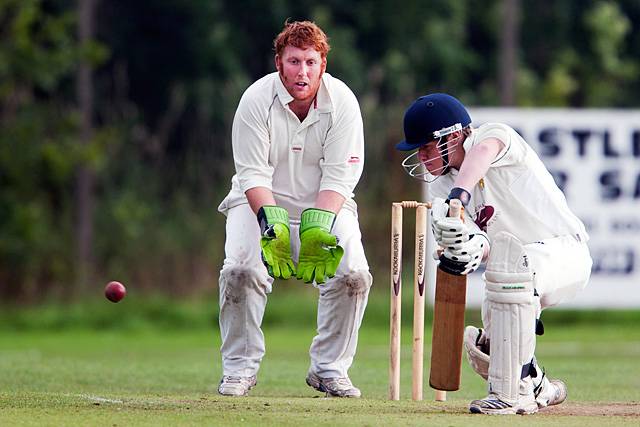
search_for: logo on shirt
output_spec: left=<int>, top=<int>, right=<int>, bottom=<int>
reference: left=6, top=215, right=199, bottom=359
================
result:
left=348, top=156, right=360, bottom=164
left=473, top=204, right=495, bottom=232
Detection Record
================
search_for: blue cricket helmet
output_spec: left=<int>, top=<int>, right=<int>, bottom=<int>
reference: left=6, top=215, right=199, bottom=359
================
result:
left=396, top=93, right=472, bottom=151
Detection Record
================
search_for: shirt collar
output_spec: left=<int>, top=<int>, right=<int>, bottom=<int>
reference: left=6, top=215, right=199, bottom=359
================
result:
left=274, top=72, right=334, bottom=113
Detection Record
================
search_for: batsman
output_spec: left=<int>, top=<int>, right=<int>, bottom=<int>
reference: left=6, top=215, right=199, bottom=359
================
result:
left=396, top=93, right=592, bottom=414
left=216, top=21, right=371, bottom=398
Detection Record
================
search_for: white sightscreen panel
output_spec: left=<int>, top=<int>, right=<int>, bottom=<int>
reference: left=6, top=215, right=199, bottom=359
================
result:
left=423, top=108, right=640, bottom=308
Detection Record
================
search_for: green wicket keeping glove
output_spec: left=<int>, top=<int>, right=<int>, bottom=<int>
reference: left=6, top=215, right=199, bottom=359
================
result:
left=257, top=206, right=296, bottom=280
left=297, top=208, right=344, bottom=284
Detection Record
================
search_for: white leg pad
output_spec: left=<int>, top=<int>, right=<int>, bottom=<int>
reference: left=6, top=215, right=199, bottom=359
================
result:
left=484, top=232, right=536, bottom=405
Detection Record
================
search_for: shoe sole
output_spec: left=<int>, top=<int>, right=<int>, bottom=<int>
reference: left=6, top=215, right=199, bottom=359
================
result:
left=218, top=391, right=248, bottom=397
left=470, top=402, right=538, bottom=415
left=218, top=381, right=257, bottom=397
left=470, top=408, right=538, bottom=415
left=306, top=377, right=325, bottom=393
left=305, top=377, right=360, bottom=398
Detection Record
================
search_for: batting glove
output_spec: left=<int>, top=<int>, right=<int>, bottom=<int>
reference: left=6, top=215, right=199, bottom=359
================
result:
left=297, top=208, right=344, bottom=284
left=257, top=206, right=296, bottom=280
left=430, top=197, right=449, bottom=244
left=440, top=232, right=489, bottom=275
left=430, top=197, right=470, bottom=245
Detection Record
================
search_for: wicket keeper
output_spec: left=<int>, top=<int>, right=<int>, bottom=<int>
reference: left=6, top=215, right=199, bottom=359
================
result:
left=396, top=93, right=592, bottom=414
left=216, top=21, right=371, bottom=398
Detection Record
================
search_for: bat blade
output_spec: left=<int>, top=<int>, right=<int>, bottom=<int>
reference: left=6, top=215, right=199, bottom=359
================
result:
left=429, top=267, right=467, bottom=391
left=429, top=198, right=467, bottom=392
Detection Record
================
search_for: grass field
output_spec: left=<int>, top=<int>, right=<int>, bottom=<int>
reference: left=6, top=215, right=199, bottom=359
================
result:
left=1, top=291, right=639, bottom=426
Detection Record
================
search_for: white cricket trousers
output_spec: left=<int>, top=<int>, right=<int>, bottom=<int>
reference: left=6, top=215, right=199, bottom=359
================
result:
left=218, top=203, right=372, bottom=379
left=483, top=234, right=592, bottom=328
left=529, top=235, right=592, bottom=309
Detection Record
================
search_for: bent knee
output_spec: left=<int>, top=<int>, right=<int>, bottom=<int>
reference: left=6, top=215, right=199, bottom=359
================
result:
left=337, top=270, right=372, bottom=297
left=220, top=266, right=268, bottom=303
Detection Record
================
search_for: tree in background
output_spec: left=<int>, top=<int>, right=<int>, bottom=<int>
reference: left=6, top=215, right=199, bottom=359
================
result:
left=76, top=0, right=97, bottom=290
left=1, top=0, right=639, bottom=302
left=0, top=0, right=107, bottom=300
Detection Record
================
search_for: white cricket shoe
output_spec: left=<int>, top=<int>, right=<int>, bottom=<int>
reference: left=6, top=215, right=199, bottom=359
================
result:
left=306, top=372, right=361, bottom=398
left=217, top=375, right=257, bottom=397
left=469, top=393, right=538, bottom=415
left=535, top=377, right=567, bottom=408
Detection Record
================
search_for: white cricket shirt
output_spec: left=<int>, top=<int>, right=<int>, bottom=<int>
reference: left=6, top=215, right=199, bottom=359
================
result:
left=431, top=123, right=588, bottom=244
left=218, top=72, right=364, bottom=220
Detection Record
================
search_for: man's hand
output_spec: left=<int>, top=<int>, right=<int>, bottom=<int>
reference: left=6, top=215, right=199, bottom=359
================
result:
left=257, top=206, right=296, bottom=279
left=431, top=197, right=470, bottom=247
left=439, top=232, right=488, bottom=275
left=297, top=208, right=344, bottom=284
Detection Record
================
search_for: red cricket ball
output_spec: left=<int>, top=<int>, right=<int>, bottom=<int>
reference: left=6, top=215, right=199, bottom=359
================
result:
left=105, top=281, right=127, bottom=303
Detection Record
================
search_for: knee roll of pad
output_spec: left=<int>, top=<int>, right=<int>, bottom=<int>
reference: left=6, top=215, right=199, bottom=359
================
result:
left=484, top=232, right=537, bottom=404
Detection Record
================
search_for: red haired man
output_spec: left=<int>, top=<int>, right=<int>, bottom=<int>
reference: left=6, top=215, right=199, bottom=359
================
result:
left=217, top=21, right=371, bottom=398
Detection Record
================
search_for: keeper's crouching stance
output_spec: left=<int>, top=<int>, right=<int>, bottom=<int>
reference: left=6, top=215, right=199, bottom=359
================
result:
left=216, top=21, right=372, bottom=398
left=218, top=205, right=371, bottom=398
left=395, top=93, right=592, bottom=414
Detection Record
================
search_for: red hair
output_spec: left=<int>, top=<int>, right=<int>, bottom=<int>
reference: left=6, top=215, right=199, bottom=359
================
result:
left=273, top=20, right=330, bottom=58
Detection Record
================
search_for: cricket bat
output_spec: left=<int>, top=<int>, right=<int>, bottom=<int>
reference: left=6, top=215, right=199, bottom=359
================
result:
left=429, top=198, right=467, bottom=392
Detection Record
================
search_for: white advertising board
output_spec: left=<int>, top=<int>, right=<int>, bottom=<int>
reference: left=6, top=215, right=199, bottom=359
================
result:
left=424, top=108, right=640, bottom=308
